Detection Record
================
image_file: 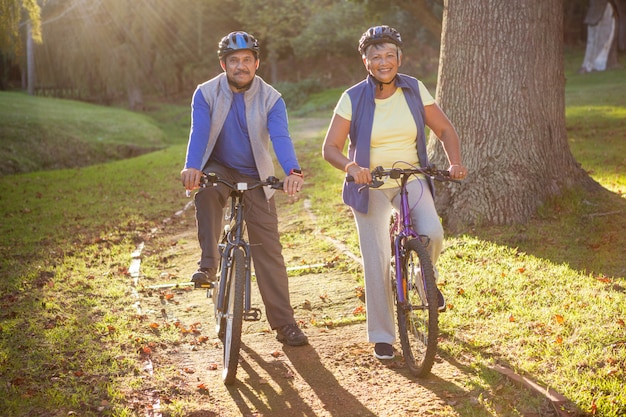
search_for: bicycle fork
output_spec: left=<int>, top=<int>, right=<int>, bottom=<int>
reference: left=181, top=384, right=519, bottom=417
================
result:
left=212, top=243, right=262, bottom=322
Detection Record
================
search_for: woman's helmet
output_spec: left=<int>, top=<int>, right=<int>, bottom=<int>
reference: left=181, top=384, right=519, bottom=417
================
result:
left=358, top=25, right=403, bottom=55
left=218, top=31, right=260, bottom=60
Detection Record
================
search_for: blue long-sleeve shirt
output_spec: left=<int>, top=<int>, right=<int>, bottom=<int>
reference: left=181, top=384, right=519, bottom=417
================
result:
left=184, top=88, right=299, bottom=179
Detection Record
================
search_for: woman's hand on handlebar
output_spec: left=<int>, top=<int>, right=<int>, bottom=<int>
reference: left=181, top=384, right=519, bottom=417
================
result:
left=181, top=167, right=203, bottom=191
left=448, top=163, right=468, bottom=180
left=345, top=162, right=372, bottom=184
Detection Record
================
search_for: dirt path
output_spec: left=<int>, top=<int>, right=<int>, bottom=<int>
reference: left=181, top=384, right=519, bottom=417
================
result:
left=133, top=118, right=560, bottom=417
left=139, top=226, right=485, bottom=417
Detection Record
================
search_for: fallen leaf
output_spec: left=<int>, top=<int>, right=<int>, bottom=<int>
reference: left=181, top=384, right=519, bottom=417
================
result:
left=352, top=305, right=365, bottom=315
left=554, top=314, right=565, bottom=324
left=509, top=315, right=516, bottom=322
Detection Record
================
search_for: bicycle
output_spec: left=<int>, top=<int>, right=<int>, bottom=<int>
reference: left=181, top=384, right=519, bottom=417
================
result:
left=349, top=164, right=459, bottom=376
left=195, top=172, right=284, bottom=385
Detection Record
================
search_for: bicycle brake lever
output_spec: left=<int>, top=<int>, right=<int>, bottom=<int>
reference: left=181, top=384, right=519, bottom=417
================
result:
left=370, top=179, right=384, bottom=188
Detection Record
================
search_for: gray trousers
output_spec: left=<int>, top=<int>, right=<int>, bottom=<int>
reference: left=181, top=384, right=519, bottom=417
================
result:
left=194, top=162, right=295, bottom=329
left=352, top=178, right=443, bottom=344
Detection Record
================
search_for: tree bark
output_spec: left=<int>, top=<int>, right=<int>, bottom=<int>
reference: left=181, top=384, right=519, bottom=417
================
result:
left=428, top=0, right=598, bottom=232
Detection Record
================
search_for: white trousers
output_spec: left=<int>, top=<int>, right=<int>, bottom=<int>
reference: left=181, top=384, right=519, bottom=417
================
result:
left=352, top=178, right=444, bottom=344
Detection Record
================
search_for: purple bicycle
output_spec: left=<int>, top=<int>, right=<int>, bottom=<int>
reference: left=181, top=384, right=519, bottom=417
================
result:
left=351, top=165, right=459, bottom=376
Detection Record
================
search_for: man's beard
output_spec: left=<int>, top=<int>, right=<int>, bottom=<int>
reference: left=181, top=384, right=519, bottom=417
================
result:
left=228, top=71, right=253, bottom=91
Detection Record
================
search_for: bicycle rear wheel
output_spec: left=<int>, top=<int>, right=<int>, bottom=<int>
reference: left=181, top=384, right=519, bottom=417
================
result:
left=396, top=237, right=439, bottom=377
left=222, top=247, right=245, bottom=385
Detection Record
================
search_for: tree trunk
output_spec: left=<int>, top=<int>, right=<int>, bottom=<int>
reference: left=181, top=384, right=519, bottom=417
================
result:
left=428, top=0, right=598, bottom=232
left=27, top=21, right=35, bottom=96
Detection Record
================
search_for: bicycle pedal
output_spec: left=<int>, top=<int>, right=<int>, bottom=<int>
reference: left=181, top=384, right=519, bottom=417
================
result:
left=194, top=282, right=215, bottom=289
left=243, top=308, right=262, bottom=321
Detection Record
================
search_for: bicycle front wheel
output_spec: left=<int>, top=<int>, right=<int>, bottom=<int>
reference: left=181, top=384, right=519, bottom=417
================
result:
left=396, top=237, right=439, bottom=377
left=222, top=246, right=246, bottom=385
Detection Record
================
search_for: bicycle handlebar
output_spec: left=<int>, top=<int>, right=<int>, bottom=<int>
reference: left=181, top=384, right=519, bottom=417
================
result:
left=346, top=165, right=461, bottom=189
left=199, top=173, right=285, bottom=191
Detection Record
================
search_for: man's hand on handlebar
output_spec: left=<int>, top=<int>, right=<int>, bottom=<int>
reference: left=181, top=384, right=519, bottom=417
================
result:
left=181, top=167, right=203, bottom=191
left=283, top=173, right=304, bottom=197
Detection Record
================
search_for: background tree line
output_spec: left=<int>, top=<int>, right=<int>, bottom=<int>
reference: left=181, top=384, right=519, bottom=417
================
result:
left=1, top=0, right=617, bottom=229
left=2, top=0, right=590, bottom=110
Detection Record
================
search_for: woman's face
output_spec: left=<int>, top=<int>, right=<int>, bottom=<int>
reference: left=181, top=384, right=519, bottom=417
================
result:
left=363, top=43, right=401, bottom=83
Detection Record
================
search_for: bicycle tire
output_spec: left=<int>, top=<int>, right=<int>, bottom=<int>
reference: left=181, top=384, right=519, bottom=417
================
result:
left=214, top=243, right=227, bottom=341
left=396, top=237, right=439, bottom=377
left=222, top=247, right=246, bottom=385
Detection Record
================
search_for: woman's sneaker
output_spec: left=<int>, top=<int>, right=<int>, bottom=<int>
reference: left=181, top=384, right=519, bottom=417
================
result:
left=374, top=343, right=394, bottom=360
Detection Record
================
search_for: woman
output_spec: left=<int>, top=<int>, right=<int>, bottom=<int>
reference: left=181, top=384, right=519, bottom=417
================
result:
left=322, top=25, right=467, bottom=360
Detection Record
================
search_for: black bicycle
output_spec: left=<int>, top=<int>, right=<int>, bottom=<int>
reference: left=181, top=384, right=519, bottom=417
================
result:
left=197, top=172, right=284, bottom=385
left=349, top=165, right=459, bottom=376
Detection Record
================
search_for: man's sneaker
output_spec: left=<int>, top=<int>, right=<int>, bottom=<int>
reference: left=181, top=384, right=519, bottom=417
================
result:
left=276, top=323, right=309, bottom=346
left=437, top=288, right=446, bottom=312
left=374, top=343, right=394, bottom=360
left=191, top=268, right=217, bottom=288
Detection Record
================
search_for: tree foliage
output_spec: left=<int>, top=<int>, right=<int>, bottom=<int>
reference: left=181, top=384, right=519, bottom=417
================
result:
left=0, top=0, right=42, bottom=59
left=36, top=0, right=239, bottom=105
left=3, top=0, right=593, bottom=110
left=350, top=0, right=443, bottom=40
left=30, top=0, right=439, bottom=100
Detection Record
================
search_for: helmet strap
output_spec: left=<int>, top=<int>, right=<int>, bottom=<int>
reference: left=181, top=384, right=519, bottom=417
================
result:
left=374, top=75, right=396, bottom=91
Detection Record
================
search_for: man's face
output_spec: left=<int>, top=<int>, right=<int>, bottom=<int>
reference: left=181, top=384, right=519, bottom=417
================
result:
left=221, top=50, right=259, bottom=90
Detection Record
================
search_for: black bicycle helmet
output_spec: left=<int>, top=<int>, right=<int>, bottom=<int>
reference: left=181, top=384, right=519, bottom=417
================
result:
left=218, top=31, right=260, bottom=60
left=358, top=25, right=403, bottom=55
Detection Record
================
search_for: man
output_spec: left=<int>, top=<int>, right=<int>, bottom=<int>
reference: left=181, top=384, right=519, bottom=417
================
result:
left=181, top=31, right=308, bottom=346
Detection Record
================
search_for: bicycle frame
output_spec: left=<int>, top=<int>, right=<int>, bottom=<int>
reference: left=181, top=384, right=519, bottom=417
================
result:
left=392, top=172, right=419, bottom=304
left=215, top=187, right=254, bottom=315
